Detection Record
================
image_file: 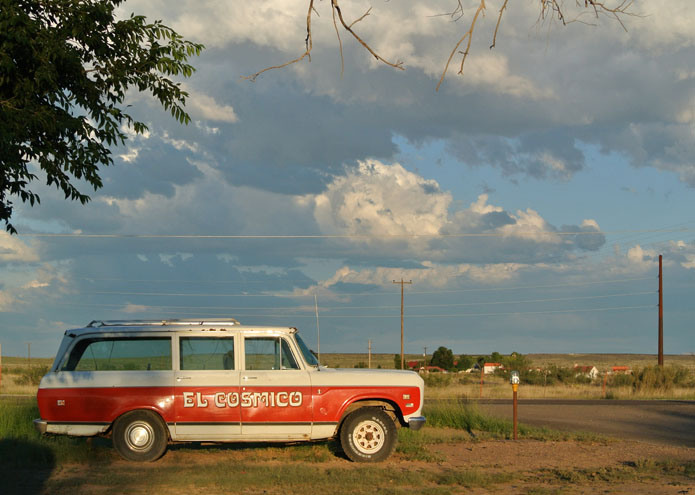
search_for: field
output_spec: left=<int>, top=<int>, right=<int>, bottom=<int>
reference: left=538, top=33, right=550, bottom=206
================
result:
left=318, top=352, right=695, bottom=371
left=2, top=354, right=695, bottom=400
left=1, top=354, right=694, bottom=494
left=1, top=397, right=694, bottom=495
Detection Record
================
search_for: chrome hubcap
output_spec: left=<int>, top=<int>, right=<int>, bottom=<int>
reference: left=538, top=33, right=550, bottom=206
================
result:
left=125, top=422, right=154, bottom=451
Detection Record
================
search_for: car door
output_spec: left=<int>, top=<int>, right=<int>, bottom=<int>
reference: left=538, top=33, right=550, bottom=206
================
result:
left=174, top=333, right=241, bottom=440
left=240, top=335, right=312, bottom=439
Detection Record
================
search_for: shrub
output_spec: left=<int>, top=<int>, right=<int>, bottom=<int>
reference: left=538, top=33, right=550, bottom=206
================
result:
left=422, top=373, right=456, bottom=388
left=13, top=366, right=50, bottom=386
left=609, top=372, right=634, bottom=388
left=633, top=365, right=692, bottom=391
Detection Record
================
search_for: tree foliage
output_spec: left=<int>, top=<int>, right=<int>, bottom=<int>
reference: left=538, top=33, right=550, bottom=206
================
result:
left=430, top=346, right=455, bottom=370
left=455, top=354, right=474, bottom=371
left=0, top=0, right=204, bottom=233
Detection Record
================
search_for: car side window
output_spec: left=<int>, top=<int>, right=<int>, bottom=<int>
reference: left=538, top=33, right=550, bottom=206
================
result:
left=245, top=337, right=299, bottom=370
left=61, top=338, right=172, bottom=371
left=180, top=337, right=235, bottom=370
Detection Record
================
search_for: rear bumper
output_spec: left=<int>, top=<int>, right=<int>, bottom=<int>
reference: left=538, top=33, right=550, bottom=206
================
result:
left=33, top=419, right=109, bottom=436
left=407, top=416, right=426, bottom=431
left=33, top=419, right=47, bottom=434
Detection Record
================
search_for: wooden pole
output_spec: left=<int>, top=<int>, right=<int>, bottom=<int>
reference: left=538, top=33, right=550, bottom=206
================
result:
left=392, top=279, right=412, bottom=369
left=658, top=254, right=664, bottom=366
left=368, top=339, right=372, bottom=369
left=314, top=293, right=321, bottom=363
left=0, top=342, right=2, bottom=392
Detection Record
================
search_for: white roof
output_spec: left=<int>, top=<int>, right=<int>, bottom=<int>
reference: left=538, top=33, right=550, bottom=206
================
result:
left=64, top=319, right=297, bottom=337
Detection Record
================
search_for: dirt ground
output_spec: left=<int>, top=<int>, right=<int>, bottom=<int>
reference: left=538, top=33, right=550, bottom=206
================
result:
left=5, top=434, right=692, bottom=495
left=477, top=399, right=695, bottom=447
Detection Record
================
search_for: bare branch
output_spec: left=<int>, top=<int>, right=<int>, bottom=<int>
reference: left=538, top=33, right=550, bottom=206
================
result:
left=349, top=7, right=372, bottom=29
left=428, top=0, right=464, bottom=22
left=245, top=0, right=637, bottom=89
left=437, top=0, right=486, bottom=92
left=332, top=1, right=345, bottom=77
left=331, top=0, right=404, bottom=71
left=490, top=0, right=510, bottom=50
left=242, top=0, right=316, bottom=82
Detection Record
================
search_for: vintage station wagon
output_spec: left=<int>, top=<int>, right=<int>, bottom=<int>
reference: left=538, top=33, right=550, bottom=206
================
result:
left=35, top=319, right=425, bottom=462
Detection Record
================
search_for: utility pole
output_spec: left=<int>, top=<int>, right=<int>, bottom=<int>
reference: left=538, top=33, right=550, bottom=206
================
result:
left=314, top=293, right=321, bottom=363
left=368, top=339, right=372, bottom=369
left=393, top=279, right=412, bottom=370
left=658, top=254, right=664, bottom=367
left=26, top=342, right=31, bottom=368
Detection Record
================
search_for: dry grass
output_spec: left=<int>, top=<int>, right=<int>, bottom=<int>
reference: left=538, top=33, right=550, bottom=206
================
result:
left=2, top=354, right=694, bottom=400
left=426, top=380, right=695, bottom=400
left=527, top=353, right=695, bottom=372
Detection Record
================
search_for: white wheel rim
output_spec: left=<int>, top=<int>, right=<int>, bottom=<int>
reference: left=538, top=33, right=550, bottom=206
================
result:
left=125, top=421, right=155, bottom=452
left=352, top=419, right=385, bottom=454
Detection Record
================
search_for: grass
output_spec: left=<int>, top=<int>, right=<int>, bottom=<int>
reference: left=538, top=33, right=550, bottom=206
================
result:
left=0, top=399, right=111, bottom=466
left=1, top=398, right=694, bottom=495
left=422, top=401, right=607, bottom=442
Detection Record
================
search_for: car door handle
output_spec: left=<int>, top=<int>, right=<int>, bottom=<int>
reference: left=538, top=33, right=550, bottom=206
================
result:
left=176, top=376, right=192, bottom=382
left=242, top=376, right=258, bottom=380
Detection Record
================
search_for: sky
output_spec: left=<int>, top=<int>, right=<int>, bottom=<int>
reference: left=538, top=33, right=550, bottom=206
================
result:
left=1, top=0, right=694, bottom=360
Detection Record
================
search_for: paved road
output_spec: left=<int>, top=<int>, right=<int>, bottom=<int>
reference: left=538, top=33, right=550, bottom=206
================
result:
left=466, top=399, right=695, bottom=448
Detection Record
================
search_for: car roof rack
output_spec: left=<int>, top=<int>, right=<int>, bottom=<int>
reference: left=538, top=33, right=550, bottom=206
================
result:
left=86, top=318, right=240, bottom=328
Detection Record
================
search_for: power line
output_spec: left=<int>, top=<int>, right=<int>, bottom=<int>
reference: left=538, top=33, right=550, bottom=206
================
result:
left=62, top=290, right=654, bottom=313
left=66, top=304, right=654, bottom=319
left=79, top=276, right=654, bottom=299
left=17, top=228, right=695, bottom=239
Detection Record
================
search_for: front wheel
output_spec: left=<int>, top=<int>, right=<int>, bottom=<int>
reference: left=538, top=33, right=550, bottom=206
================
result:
left=112, top=410, right=168, bottom=462
left=339, top=407, right=397, bottom=462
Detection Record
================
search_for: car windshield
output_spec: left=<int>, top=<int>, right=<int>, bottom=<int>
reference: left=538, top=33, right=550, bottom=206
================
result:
left=295, top=333, right=319, bottom=367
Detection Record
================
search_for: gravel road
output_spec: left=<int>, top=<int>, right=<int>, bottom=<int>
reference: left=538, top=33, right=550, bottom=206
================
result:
left=470, top=399, right=695, bottom=447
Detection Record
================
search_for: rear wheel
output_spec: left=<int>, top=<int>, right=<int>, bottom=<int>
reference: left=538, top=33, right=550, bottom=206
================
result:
left=339, top=407, right=397, bottom=462
left=112, top=410, right=168, bottom=462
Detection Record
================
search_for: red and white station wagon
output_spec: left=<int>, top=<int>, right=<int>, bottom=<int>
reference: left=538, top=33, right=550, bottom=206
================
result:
left=35, top=319, right=425, bottom=462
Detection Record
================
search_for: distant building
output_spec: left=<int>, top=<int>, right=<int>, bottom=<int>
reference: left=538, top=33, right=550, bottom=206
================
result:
left=420, top=365, right=446, bottom=373
left=611, top=366, right=632, bottom=374
left=425, top=366, right=446, bottom=373
left=406, top=360, right=421, bottom=370
left=483, top=362, right=503, bottom=375
left=573, top=365, right=599, bottom=379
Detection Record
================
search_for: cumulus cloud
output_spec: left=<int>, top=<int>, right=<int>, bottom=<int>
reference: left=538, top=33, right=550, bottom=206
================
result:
left=314, top=159, right=450, bottom=236
left=311, top=160, right=605, bottom=264
left=0, top=232, right=39, bottom=263
left=184, top=88, right=239, bottom=123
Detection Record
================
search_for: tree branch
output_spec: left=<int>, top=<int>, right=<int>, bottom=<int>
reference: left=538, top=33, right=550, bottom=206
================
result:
left=331, top=0, right=404, bottom=71
left=244, top=0, right=636, bottom=89
left=437, top=0, right=486, bottom=92
left=242, top=0, right=316, bottom=82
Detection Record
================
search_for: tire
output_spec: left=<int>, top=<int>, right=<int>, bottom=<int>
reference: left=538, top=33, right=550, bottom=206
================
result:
left=339, top=407, right=397, bottom=462
left=112, top=410, right=168, bottom=462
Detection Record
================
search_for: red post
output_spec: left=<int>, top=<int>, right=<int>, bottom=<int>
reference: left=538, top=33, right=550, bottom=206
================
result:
left=658, top=255, right=664, bottom=367
left=512, top=388, right=518, bottom=440
left=602, top=371, right=607, bottom=398
left=480, top=366, right=484, bottom=398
